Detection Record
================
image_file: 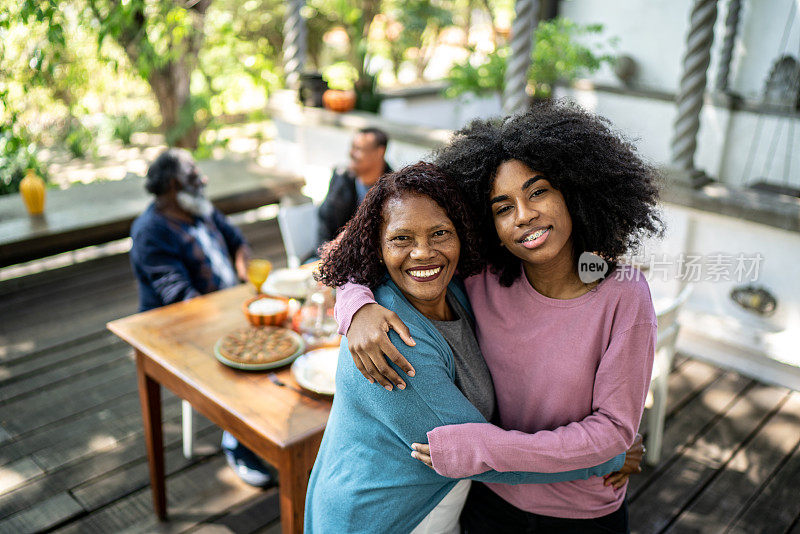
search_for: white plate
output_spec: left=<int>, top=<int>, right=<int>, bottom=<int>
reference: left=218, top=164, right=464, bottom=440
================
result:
left=261, top=268, right=315, bottom=299
left=291, top=347, right=339, bottom=395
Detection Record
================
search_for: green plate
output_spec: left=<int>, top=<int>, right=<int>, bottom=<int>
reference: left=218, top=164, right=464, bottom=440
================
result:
left=213, top=328, right=305, bottom=371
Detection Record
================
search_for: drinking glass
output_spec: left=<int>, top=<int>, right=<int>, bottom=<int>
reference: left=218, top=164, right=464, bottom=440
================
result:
left=247, top=259, right=272, bottom=293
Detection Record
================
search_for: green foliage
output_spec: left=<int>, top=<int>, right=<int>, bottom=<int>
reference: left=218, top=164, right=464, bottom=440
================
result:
left=0, top=127, right=48, bottom=196
left=444, top=17, right=616, bottom=100
left=445, top=47, right=508, bottom=98
left=193, top=129, right=230, bottom=161
left=0, top=85, right=48, bottom=195
left=309, top=0, right=381, bottom=94
left=64, top=122, right=95, bottom=159
left=322, top=62, right=359, bottom=91
left=111, top=114, right=152, bottom=145
left=528, top=18, right=617, bottom=98
left=384, top=0, right=452, bottom=79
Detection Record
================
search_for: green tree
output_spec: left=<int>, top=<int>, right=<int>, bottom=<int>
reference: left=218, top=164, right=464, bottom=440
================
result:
left=85, top=0, right=212, bottom=149
left=382, top=0, right=452, bottom=80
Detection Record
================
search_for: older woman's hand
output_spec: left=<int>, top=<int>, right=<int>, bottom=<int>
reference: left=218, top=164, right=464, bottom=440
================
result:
left=411, top=443, right=433, bottom=468
left=348, top=303, right=416, bottom=390
left=603, top=433, right=644, bottom=488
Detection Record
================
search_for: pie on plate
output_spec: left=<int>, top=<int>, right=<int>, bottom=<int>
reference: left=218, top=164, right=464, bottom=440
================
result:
left=214, top=326, right=305, bottom=370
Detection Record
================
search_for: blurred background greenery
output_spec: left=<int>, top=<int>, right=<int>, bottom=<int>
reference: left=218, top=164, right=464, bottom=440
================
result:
left=0, top=0, right=614, bottom=194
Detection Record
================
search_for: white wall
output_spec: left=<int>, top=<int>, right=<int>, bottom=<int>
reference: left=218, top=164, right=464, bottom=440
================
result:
left=560, top=0, right=690, bottom=92
left=559, top=0, right=800, bottom=98
left=380, top=92, right=503, bottom=131
left=557, top=84, right=800, bottom=189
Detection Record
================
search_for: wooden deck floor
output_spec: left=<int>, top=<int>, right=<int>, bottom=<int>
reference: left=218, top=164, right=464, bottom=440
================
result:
left=1, top=217, right=799, bottom=534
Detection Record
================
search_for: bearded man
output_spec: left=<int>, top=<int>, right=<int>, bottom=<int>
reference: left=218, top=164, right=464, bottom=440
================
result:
left=130, top=149, right=273, bottom=488
left=130, top=148, right=250, bottom=311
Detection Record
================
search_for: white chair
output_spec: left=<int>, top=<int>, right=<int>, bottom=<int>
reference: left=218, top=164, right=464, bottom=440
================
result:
left=277, top=202, right=320, bottom=268
left=646, top=284, right=693, bottom=465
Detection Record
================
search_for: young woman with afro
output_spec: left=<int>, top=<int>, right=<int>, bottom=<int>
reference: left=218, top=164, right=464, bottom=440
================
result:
left=334, top=100, right=663, bottom=533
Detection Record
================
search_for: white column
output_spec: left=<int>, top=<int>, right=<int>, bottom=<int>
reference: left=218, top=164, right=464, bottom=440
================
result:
left=671, top=0, right=719, bottom=185
left=283, top=0, right=307, bottom=90
left=503, top=0, right=539, bottom=115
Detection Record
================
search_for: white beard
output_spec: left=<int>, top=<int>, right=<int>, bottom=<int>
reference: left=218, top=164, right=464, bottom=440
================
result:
left=177, top=191, right=214, bottom=218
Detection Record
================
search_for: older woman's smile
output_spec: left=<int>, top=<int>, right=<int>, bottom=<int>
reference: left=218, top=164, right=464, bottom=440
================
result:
left=406, top=265, right=444, bottom=281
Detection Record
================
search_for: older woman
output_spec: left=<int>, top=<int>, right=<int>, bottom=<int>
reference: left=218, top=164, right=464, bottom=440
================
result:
left=336, top=101, right=662, bottom=533
left=305, top=162, right=626, bottom=534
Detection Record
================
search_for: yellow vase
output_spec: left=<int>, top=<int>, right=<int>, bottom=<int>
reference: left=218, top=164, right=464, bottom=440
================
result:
left=20, top=169, right=46, bottom=216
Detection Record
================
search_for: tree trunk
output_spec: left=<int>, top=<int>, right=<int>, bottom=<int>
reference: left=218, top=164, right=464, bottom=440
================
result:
left=149, top=59, right=201, bottom=149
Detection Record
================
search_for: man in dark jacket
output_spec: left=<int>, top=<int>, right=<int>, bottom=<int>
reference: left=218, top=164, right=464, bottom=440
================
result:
left=315, top=127, right=391, bottom=253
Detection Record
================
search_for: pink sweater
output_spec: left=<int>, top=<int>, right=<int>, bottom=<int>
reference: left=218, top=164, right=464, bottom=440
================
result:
left=334, top=265, right=656, bottom=519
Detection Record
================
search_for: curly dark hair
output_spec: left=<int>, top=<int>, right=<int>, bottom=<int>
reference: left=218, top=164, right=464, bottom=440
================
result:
left=315, top=162, right=484, bottom=289
left=433, top=99, right=664, bottom=286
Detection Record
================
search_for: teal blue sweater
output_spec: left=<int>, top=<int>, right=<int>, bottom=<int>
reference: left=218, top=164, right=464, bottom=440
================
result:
left=304, top=279, right=625, bottom=533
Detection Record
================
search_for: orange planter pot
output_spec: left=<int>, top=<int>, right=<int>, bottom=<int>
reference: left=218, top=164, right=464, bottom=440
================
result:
left=322, top=90, right=356, bottom=113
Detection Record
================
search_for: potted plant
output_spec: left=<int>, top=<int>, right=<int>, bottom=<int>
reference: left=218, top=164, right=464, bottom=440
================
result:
left=322, top=62, right=358, bottom=112
left=444, top=17, right=617, bottom=104
left=313, top=0, right=383, bottom=113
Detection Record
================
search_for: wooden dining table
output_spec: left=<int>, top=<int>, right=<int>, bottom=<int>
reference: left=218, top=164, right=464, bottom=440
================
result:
left=107, top=284, right=333, bottom=534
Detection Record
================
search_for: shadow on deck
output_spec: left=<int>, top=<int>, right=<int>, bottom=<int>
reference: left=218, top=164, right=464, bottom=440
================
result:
left=0, top=216, right=798, bottom=534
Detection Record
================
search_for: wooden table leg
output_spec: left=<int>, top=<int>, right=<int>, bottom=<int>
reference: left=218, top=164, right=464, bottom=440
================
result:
left=279, top=435, right=323, bottom=534
left=136, top=349, right=166, bottom=520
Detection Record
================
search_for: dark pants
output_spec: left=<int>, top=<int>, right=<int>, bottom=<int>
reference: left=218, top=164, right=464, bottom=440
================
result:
left=461, top=482, right=630, bottom=534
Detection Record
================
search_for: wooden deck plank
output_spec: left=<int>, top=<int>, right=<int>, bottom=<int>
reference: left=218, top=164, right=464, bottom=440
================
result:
left=0, top=400, right=203, bottom=519
left=1, top=391, right=145, bottom=467
left=184, top=490, right=281, bottom=534
left=0, top=458, right=45, bottom=495
left=0, top=295, right=138, bottom=362
left=0, top=340, right=130, bottom=404
left=629, top=382, right=789, bottom=533
left=0, top=493, right=83, bottom=534
left=70, top=424, right=223, bottom=511
left=0, top=264, right=134, bottom=314
left=665, top=391, right=800, bottom=533
left=726, top=420, right=800, bottom=533
left=628, top=365, right=744, bottom=497
left=0, top=252, right=130, bottom=298
left=0, top=365, right=138, bottom=437
left=53, top=455, right=268, bottom=534
left=1, top=282, right=138, bottom=333
left=31, top=392, right=184, bottom=471
left=0, top=331, right=123, bottom=383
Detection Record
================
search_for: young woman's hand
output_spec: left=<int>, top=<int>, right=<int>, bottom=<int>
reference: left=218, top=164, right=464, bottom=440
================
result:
left=347, top=303, right=416, bottom=390
left=603, top=433, right=644, bottom=488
